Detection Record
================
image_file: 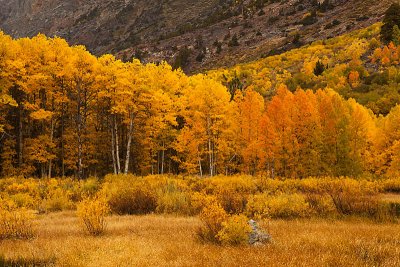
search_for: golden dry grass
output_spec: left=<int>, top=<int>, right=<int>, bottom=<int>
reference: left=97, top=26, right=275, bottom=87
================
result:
left=1, top=213, right=400, bottom=267
left=380, top=193, right=400, bottom=203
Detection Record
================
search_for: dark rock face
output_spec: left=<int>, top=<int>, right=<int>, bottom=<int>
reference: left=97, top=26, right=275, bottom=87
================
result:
left=0, top=0, right=393, bottom=73
left=0, top=0, right=233, bottom=55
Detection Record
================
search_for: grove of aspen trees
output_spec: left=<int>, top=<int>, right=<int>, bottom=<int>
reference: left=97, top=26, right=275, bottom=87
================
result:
left=1, top=23, right=400, bottom=180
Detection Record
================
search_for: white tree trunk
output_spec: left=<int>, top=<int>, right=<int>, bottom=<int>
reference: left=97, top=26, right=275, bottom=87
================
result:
left=124, top=114, right=134, bottom=174
left=111, top=123, right=117, bottom=174
left=114, top=115, right=121, bottom=174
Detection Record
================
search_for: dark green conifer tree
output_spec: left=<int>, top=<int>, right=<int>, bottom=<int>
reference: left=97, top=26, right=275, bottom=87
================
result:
left=381, top=3, right=400, bottom=44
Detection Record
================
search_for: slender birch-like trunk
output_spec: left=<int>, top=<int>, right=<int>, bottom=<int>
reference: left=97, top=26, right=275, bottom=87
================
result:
left=124, top=113, right=134, bottom=174
left=114, top=115, right=121, bottom=174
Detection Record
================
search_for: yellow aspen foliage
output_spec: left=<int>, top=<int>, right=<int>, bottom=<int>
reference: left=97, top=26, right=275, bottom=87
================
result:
left=348, top=71, right=360, bottom=88
left=234, top=88, right=265, bottom=174
left=0, top=24, right=398, bottom=178
left=174, top=74, right=234, bottom=176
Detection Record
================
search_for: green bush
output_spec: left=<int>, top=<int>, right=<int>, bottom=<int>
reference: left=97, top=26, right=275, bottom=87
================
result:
left=381, top=3, right=400, bottom=44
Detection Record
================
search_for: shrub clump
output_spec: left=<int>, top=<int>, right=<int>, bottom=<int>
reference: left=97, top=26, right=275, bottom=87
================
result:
left=102, top=175, right=158, bottom=215
left=77, top=197, right=110, bottom=236
left=325, top=179, right=379, bottom=216
left=156, top=182, right=193, bottom=215
left=197, top=201, right=228, bottom=243
left=305, top=193, right=337, bottom=216
left=197, top=199, right=252, bottom=245
left=381, top=178, right=400, bottom=193
left=40, top=188, right=74, bottom=213
left=246, top=193, right=311, bottom=219
left=217, top=214, right=251, bottom=245
left=107, top=186, right=157, bottom=215
left=0, top=200, right=37, bottom=240
left=205, top=175, right=256, bottom=214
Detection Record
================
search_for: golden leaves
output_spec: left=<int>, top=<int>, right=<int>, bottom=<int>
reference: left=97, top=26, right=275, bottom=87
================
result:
left=30, top=109, right=54, bottom=121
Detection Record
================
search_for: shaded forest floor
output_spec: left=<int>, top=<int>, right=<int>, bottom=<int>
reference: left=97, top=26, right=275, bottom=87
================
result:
left=1, top=212, right=400, bottom=267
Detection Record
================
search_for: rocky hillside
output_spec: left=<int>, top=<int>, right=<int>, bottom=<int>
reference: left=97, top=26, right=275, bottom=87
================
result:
left=0, top=0, right=395, bottom=73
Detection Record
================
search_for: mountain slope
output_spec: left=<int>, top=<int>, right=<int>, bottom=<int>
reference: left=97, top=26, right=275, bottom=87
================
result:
left=208, top=23, right=400, bottom=116
left=0, top=0, right=395, bottom=73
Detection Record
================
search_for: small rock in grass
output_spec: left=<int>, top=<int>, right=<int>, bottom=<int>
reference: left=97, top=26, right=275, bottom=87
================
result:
left=248, top=219, right=272, bottom=246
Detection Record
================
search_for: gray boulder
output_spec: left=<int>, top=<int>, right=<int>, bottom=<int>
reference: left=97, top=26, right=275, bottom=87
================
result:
left=248, top=219, right=272, bottom=246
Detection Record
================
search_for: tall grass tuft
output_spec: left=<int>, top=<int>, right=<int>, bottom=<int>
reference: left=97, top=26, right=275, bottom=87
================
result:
left=0, top=200, right=37, bottom=240
left=77, top=197, right=110, bottom=236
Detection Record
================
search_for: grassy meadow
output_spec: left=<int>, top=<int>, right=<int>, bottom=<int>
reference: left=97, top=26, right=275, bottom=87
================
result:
left=1, top=213, right=400, bottom=266
left=1, top=175, right=400, bottom=266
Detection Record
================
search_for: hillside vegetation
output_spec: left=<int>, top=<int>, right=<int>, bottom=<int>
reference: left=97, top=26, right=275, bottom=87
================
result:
left=2, top=22, right=400, bottom=179
left=209, top=23, right=400, bottom=115
left=2, top=5, right=400, bottom=265
left=0, top=0, right=393, bottom=72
